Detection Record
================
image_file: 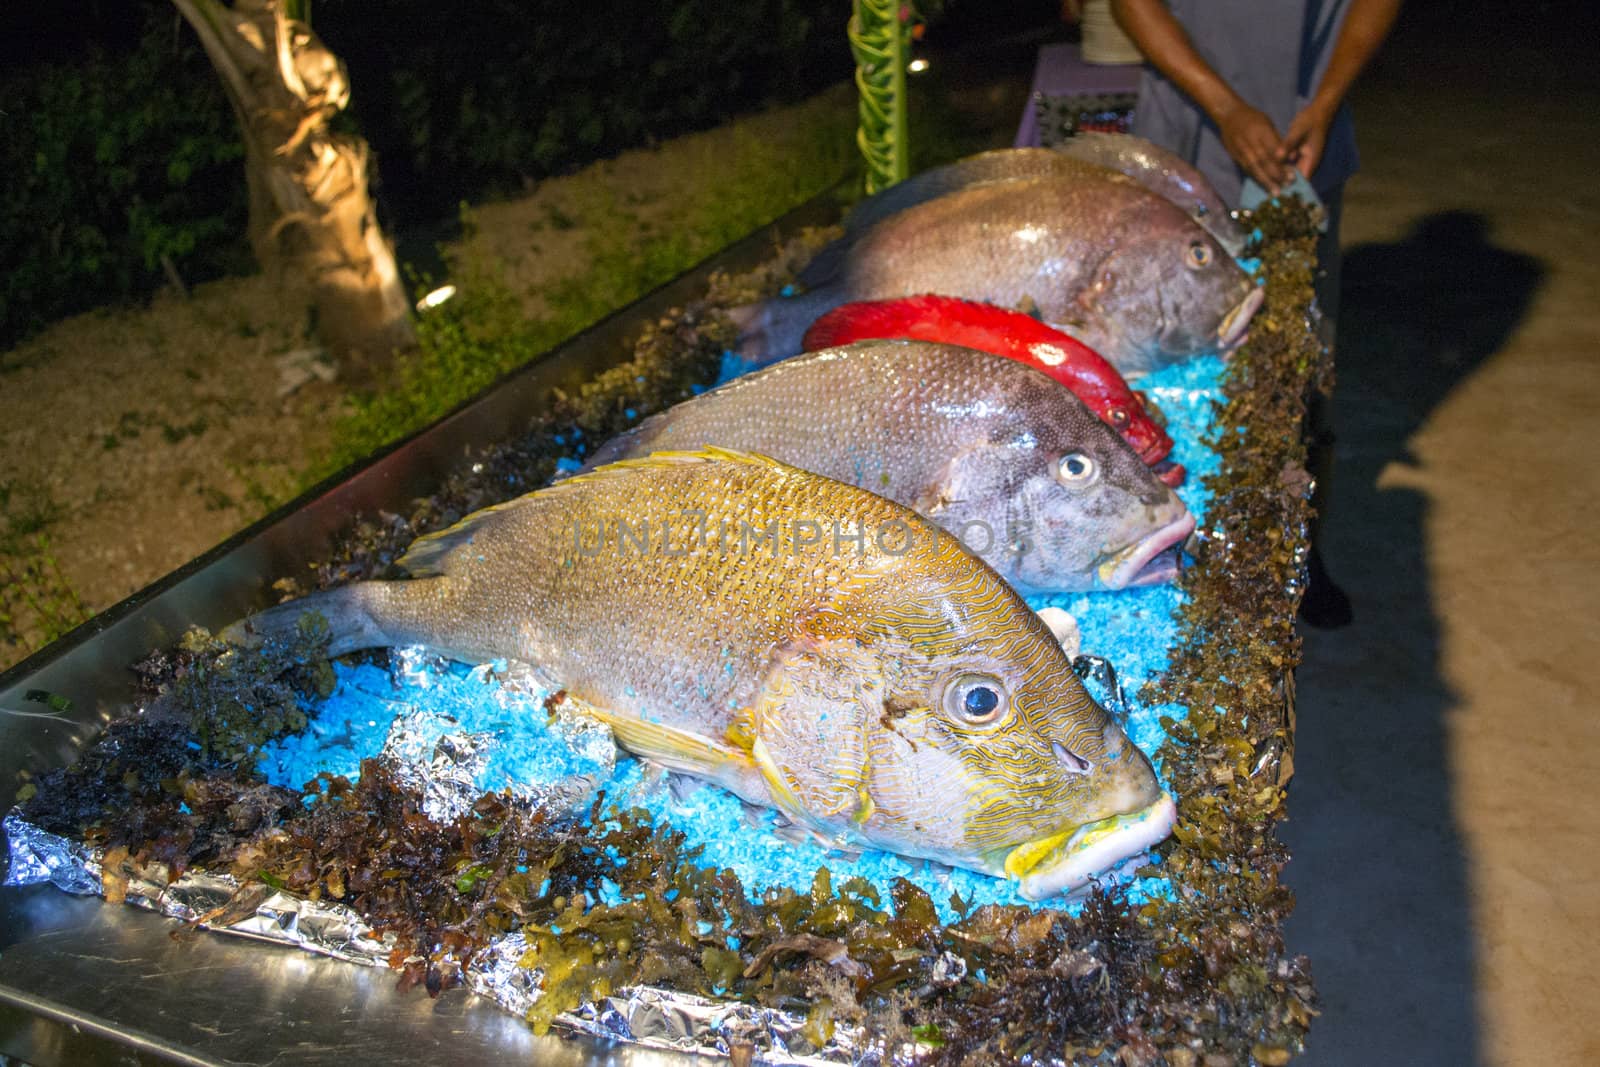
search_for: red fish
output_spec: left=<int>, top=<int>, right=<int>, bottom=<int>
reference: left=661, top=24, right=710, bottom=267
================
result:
left=803, top=295, right=1184, bottom=486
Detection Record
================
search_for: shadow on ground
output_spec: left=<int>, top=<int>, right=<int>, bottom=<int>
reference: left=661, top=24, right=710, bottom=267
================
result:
left=1284, top=212, right=1543, bottom=1064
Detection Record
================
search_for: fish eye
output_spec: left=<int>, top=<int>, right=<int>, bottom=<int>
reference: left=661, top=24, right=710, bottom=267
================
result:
left=1108, top=407, right=1130, bottom=428
left=1053, top=452, right=1099, bottom=487
left=942, top=673, right=1010, bottom=727
left=1186, top=241, right=1213, bottom=269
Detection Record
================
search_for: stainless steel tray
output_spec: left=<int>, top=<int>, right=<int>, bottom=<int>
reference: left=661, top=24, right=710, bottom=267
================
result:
left=0, top=191, right=844, bottom=1066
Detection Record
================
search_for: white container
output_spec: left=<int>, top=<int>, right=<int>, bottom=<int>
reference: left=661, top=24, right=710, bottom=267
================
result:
left=1081, top=0, right=1144, bottom=66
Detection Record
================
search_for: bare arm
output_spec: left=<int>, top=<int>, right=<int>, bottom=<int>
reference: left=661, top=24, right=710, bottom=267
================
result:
left=1281, top=0, right=1405, bottom=177
left=1111, top=0, right=1292, bottom=191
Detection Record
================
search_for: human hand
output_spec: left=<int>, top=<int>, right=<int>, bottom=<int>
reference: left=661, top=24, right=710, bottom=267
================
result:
left=1216, top=100, right=1292, bottom=194
left=1280, top=104, right=1334, bottom=180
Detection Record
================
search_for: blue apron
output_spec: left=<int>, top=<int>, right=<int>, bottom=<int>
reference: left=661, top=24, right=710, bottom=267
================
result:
left=1130, top=0, right=1359, bottom=208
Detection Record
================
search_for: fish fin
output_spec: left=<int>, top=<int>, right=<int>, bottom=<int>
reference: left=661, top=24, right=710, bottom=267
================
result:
left=723, top=301, right=762, bottom=337
left=729, top=288, right=838, bottom=364
left=912, top=480, right=957, bottom=517
left=555, top=445, right=799, bottom=490
left=725, top=300, right=775, bottom=364
left=768, top=807, right=859, bottom=855
left=770, top=816, right=818, bottom=848
left=222, top=584, right=396, bottom=658
left=575, top=698, right=759, bottom=795
left=913, top=442, right=998, bottom=519
left=666, top=770, right=708, bottom=805
left=395, top=497, right=535, bottom=576
left=796, top=236, right=852, bottom=288
left=742, top=801, right=774, bottom=830
left=1048, top=317, right=1142, bottom=377
left=748, top=634, right=885, bottom=827
left=637, top=761, right=671, bottom=791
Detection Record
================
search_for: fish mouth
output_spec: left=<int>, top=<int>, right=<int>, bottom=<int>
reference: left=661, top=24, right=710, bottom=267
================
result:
left=1217, top=286, right=1264, bottom=349
left=1004, top=794, right=1178, bottom=901
left=1097, top=510, right=1197, bottom=589
left=1150, top=459, right=1187, bottom=487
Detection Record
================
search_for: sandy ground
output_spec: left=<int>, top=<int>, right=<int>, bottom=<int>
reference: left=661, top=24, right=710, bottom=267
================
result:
left=1282, top=5, right=1600, bottom=1065
left=0, top=88, right=856, bottom=672
left=0, top=271, right=339, bottom=660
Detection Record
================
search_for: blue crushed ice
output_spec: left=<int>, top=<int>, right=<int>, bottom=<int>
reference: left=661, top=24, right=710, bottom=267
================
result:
left=258, top=354, right=1227, bottom=925
left=714, top=349, right=750, bottom=386
left=258, top=657, right=613, bottom=797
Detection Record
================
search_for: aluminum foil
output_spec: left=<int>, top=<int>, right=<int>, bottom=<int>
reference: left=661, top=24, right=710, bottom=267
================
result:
left=6, top=801, right=898, bottom=1063
left=3, top=812, right=100, bottom=896
left=556, top=983, right=880, bottom=1064
left=379, top=710, right=501, bottom=823
left=5, top=810, right=395, bottom=966
left=381, top=648, right=617, bottom=823
left=461, top=933, right=885, bottom=1063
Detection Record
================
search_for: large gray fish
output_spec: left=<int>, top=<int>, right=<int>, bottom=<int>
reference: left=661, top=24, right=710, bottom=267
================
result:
left=806, top=143, right=1241, bottom=283
left=1054, top=134, right=1248, bottom=254
left=805, top=144, right=1245, bottom=281
left=808, top=149, right=1123, bottom=270
left=586, top=341, right=1193, bottom=593
left=735, top=175, right=1261, bottom=375
left=231, top=448, right=1175, bottom=899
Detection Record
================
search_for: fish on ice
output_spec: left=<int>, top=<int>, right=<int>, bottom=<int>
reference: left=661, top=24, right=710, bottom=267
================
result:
left=585, top=341, right=1195, bottom=592
left=229, top=448, right=1176, bottom=899
left=800, top=295, right=1184, bottom=485
left=733, top=172, right=1261, bottom=375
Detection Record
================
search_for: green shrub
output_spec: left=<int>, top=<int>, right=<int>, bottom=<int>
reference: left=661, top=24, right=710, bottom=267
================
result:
left=0, top=8, right=249, bottom=348
left=1, top=1, right=853, bottom=347
left=316, top=0, right=854, bottom=219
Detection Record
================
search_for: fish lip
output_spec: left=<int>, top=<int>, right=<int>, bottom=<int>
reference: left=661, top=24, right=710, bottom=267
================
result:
left=1009, top=794, right=1178, bottom=901
left=1098, top=511, right=1197, bottom=590
left=1218, top=286, right=1264, bottom=349
left=1132, top=435, right=1174, bottom=469
left=1150, top=459, right=1187, bottom=487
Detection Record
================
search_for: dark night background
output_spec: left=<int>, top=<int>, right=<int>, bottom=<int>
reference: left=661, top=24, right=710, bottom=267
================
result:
left=0, top=1, right=1068, bottom=348
left=2, top=3, right=1597, bottom=1062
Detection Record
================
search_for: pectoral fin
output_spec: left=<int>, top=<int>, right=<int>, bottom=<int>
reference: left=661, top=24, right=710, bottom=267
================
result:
left=914, top=443, right=1007, bottom=523
left=565, top=694, right=769, bottom=806
left=750, top=634, right=884, bottom=831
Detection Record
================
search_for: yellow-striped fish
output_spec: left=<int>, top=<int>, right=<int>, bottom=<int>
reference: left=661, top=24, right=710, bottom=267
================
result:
left=230, top=449, right=1174, bottom=898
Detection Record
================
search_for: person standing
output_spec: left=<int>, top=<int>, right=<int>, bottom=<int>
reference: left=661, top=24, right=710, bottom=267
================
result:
left=1109, top=0, right=1403, bottom=627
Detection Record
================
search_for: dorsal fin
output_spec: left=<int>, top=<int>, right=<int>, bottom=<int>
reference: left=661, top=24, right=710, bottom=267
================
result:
left=395, top=495, right=536, bottom=576
left=553, top=444, right=794, bottom=488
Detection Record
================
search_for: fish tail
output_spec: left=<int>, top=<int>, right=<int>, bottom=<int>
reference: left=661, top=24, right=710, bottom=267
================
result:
left=727, top=288, right=839, bottom=367
left=222, top=584, right=398, bottom=657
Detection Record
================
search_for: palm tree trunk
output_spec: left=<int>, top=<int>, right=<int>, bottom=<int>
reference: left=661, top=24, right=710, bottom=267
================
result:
left=171, top=0, right=414, bottom=373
